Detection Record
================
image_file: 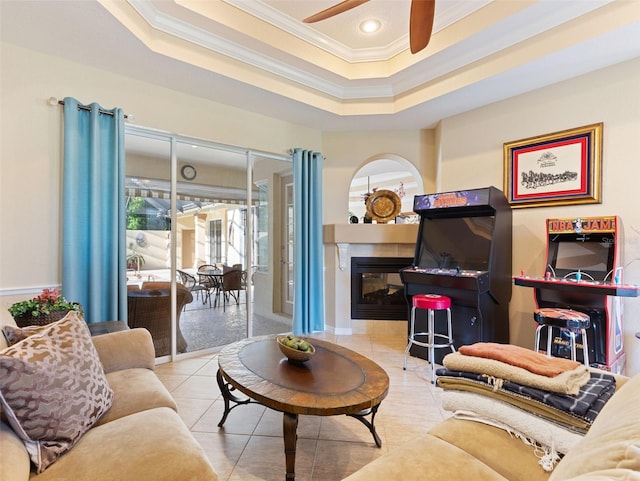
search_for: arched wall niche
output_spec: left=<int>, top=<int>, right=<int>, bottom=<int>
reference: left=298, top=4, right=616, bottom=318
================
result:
left=348, top=154, right=423, bottom=223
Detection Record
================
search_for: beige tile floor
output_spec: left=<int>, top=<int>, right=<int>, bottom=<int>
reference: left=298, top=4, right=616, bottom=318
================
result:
left=155, top=319, right=451, bottom=481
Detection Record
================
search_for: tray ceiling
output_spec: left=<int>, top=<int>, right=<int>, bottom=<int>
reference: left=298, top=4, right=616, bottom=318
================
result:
left=1, top=0, right=639, bottom=130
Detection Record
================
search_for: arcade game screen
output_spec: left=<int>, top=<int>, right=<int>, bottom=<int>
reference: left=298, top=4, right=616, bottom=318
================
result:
left=549, top=234, right=615, bottom=280
left=415, top=216, right=495, bottom=271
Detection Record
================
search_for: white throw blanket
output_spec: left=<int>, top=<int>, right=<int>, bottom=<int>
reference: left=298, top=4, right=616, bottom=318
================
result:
left=442, top=390, right=585, bottom=471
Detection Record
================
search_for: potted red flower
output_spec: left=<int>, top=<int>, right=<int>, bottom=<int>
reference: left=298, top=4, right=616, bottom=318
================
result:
left=8, top=288, right=82, bottom=327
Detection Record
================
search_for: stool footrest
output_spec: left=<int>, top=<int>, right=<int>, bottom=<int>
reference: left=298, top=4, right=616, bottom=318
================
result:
left=409, top=340, right=455, bottom=350
left=409, top=333, right=455, bottom=350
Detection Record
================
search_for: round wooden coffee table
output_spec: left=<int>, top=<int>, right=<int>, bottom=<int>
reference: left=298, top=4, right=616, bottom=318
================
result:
left=217, top=335, right=389, bottom=481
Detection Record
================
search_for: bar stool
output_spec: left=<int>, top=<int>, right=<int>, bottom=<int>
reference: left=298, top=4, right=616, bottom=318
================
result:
left=403, top=294, right=455, bottom=382
left=533, top=307, right=590, bottom=366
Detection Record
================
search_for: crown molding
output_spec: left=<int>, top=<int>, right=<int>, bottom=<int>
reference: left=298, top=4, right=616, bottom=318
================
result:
left=115, top=0, right=636, bottom=119
left=224, top=0, right=407, bottom=62
left=127, top=0, right=395, bottom=100
left=224, top=0, right=494, bottom=62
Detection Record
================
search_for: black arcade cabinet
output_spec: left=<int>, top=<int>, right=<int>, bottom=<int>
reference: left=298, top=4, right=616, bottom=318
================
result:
left=400, top=186, right=512, bottom=363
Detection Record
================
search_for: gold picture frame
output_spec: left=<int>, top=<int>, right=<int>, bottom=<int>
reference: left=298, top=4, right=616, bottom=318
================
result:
left=503, top=123, right=603, bottom=208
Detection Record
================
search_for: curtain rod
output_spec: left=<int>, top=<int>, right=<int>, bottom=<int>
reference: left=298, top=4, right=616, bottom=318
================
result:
left=50, top=97, right=131, bottom=120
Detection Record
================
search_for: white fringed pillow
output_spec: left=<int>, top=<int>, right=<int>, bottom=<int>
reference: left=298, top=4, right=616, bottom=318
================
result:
left=0, top=311, right=114, bottom=472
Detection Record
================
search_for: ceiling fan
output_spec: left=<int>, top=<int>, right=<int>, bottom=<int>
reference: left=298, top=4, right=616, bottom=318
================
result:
left=303, top=0, right=436, bottom=54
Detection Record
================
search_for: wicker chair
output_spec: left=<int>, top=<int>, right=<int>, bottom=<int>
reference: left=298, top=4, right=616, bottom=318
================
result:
left=220, top=267, right=244, bottom=312
left=126, top=282, right=192, bottom=356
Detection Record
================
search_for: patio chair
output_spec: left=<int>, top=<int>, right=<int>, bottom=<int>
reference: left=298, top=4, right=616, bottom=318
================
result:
left=197, top=265, right=222, bottom=307
left=126, top=282, right=192, bottom=357
left=220, top=267, right=244, bottom=312
left=230, top=264, right=249, bottom=288
left=198, top=264, right=220, bottom=273
left=177, top=269, right=209, bottom=304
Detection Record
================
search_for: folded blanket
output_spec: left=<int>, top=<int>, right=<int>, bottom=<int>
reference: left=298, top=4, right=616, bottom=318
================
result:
left=437, top=369, right=616, bottom=424
left=437, top=375, right=591, bottom=432
left=458, top=342, right=580, bottom=377
left=443, top=351, right=590, bottom=395
left=442, top=390, right=584, bottom=471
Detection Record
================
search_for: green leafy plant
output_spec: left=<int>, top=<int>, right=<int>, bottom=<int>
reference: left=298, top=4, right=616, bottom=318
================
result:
left=126, top=197, right=147, bottom=230
left=8, top=288, right=82, bottom=318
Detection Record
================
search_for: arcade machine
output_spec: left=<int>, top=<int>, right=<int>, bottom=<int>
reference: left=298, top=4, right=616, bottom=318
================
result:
left=514, top=216, right=639, bottom=374
left=400, top=186, right=512, bottom=363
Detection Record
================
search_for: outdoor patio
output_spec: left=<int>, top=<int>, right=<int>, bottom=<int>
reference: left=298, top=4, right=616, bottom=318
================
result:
left=128, top=267, right=292, bottom=355
left=179, top=293, right=292, bottom=353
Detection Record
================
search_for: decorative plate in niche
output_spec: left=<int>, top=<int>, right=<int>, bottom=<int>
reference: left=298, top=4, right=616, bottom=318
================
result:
left=366, top=189, right=401, bottom=223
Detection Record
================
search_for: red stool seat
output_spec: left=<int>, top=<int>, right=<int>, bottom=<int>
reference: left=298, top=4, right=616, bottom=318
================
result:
left=404, top=294, right=455, bottom=383
left=413, top=294, right=451, bottom=311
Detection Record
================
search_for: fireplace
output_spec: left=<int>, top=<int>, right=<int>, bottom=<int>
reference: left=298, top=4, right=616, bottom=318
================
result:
left=351, top=257, right=413, bottom=320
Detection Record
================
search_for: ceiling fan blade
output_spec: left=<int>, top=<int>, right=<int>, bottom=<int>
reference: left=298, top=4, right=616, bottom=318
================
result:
left=409, top=0, right=435, bottom=54
left=303, top=0, right=370, bottom=23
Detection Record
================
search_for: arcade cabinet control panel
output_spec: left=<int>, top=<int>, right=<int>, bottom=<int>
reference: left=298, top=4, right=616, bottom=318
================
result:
left=514, top=274, right=640, bottom=297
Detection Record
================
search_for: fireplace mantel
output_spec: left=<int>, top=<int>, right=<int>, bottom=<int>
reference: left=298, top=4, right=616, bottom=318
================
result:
left=323, top=224, right=418, bottom=245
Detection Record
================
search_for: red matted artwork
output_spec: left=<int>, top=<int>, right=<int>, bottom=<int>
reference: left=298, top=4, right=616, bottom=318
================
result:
left=503, top=123, right=603, bottom=208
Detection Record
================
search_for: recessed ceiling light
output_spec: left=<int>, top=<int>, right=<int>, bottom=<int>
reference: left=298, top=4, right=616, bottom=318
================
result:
left=359, top=19, right=381, bottom=34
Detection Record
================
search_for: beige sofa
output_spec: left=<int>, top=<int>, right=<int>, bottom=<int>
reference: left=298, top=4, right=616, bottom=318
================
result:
left=0, top=322, right=218, bottom=481
left=344, top=371, right=639, bottom=481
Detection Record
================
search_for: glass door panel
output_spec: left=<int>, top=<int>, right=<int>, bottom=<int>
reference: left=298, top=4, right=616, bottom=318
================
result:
left=252, top=156, right=293, bottom=335
left=174, top=141, right=249, bottom=351
left=125, top=127, right=292, bottom=359
left=282, top=176, right=294, bottom=316
left=124, top=133, right=177, bottom=358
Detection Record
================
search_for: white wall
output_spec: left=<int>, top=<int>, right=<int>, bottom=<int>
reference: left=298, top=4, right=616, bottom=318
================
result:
left=321, top=130, right=436, bottom=331
left=0, top=42, right=321, bottom=313
left=438, top=57, right=640, bottom=375
left=322, top=129, right=436, bottom=225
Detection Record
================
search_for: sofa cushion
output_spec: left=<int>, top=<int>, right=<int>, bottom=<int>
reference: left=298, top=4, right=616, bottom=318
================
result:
left=90, top=328, right=156, bottom=373
left=0, top=420, right=31, bottom=481
left=550, top=373, right=640, bottom=480
left=96, top=367, right=177, bottom=426
left=429, top=418, right=551, bottom=481
left=32, top=407, right=218, bottom=481
left=561, top=470, right=640, bottom=481
left=2, top=324, right=158, bottom=374
left=0, top=312, right=114, bottom=473
left=1, top=322, right=48, bottom=346
left=341, top=430, right=511, bottom=481
left=0, top=318, right=17, bottom=351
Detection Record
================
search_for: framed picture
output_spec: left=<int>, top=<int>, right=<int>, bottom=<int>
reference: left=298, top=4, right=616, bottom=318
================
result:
left=503, top=123, right=603, bottom=208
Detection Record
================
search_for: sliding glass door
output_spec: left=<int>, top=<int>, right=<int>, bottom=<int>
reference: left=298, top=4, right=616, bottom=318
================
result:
left=124, top=126, right=292, bottom=359
left=173, top=140, right=250, bottom=351
left=251, top=156, right=295, bottom=335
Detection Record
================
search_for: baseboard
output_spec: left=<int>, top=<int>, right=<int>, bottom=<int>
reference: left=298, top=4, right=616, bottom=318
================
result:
left=325, top=325, right=353, bottom=336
